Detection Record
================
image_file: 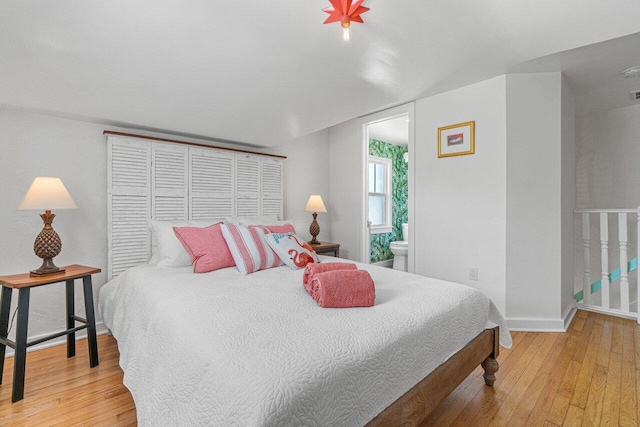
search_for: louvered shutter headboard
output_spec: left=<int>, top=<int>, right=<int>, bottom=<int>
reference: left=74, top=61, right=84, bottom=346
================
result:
left=108, top=138, right=152, bottom=278
left=107, top=135, right=284, bottom=279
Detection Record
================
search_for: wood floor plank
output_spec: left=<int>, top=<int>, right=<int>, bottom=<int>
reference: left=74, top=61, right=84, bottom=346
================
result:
left=636, top=367, right=640, bottom=427
left=562, top=405, right=584, bottom=427
left=570, top=310, right=587, bottom=332
left=619, top=361, right=637, bottom=426
left=487, top=333, right=559, bottom=426
left=595, top=317, right=613, bottom=367
left=546, top=360, right=582, bottom=425
left=526, top=331, right=580, bottom=426
left=570, top=322, right=604, bottom=408
left=610, top=317, right=624, bottom=354
left=599, top=350, right=621, bottom=427
left=505, top=372, right=550, bottom=426
left=0, top=310, right=638, bottom=427
left=544, top=314, right=597, bottom=425
left=581, top=363, right=608, bottom=426
left=622, top=319, right=636, bottom=366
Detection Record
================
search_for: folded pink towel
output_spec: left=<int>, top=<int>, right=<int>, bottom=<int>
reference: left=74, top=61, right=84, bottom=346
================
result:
left=310, top=270, right=375, bottom=308
left=303, top=262, right=357, bottom=295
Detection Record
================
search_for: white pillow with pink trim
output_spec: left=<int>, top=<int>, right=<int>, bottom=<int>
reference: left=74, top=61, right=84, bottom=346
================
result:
left=264, top=232, right=319, bottom=270
left=220, top=224, right=283, bottom=275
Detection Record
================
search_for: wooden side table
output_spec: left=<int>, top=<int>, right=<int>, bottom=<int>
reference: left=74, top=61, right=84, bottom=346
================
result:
left=310, top=241, right=340, bottom=257
left=0, top=264, right=101, bottom=402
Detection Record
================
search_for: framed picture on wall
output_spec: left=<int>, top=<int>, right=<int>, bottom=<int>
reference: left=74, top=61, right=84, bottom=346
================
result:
left=437, top=121, right=475, bottom=158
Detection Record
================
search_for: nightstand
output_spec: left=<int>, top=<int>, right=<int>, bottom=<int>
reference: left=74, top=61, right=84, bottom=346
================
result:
left=310, top=241, right=340, bottom=257
left=0, top=264, right=101, bottom=402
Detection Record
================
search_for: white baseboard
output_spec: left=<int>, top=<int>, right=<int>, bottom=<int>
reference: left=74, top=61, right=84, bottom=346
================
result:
left=563, top=305, right=577, bottom=330
left=372, top=260, right=393, bottom=268
left=3, top=321, right=109, bottom=358
left=575, top=303, right=638, bottom=321
left=507, top=305, right=577, bottom=332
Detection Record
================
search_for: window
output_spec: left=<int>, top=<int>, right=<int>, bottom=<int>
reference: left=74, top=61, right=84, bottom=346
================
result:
left=368, top=156, right=392, bottom=234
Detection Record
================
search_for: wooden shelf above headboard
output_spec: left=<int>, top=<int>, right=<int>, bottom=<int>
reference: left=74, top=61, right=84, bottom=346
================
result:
left=103, top=131, right=287, bottom=159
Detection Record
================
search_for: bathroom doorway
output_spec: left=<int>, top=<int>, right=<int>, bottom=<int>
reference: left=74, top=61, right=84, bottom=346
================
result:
left=362, top=103, right=415, bottom=272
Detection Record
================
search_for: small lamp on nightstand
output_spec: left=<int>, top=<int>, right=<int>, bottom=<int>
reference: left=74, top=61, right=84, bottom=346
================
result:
left=17, top=177, right=78, bottom=276
left=304, top=195, right=327, bottom=245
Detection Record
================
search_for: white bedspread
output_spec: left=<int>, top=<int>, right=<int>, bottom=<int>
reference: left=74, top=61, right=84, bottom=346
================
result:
left=99, top=258, right=511, bottom=426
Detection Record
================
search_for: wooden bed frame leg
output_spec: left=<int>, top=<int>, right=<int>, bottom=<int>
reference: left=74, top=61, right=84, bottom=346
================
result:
left=481, top=357, right=499, bottom=386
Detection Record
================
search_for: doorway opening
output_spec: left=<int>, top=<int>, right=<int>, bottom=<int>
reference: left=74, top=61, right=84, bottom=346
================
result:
left=362, top=104, right=414, bottom=271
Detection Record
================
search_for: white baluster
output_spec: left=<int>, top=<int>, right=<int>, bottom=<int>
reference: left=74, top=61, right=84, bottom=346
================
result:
left=619, top=213, right=630, bottom=312
left=582, top=213, right=591, bottom=306
left=600, top=213, right=610, bottom=309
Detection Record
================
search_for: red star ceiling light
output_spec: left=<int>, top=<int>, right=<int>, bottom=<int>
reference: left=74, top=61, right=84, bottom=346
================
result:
left=323, top=0, right=370, bottom=42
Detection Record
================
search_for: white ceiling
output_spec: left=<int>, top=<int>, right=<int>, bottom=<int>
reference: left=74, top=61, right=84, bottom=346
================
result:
left=509, top=32, right=640, bottom=116
left=368, top=116, right=409, bottom=146
left=1, top=1, right=640, bottom=147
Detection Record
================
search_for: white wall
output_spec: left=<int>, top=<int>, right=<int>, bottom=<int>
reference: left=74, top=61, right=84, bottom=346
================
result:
left=0, top=108, right=111, bottom=352
left=327, top=73, right=577, bottom=330
left=328, top=119, right=364, bottom=262
left=415, top=76, right=508, bottom=315
left=574, top=103, right=640, bottom=308
left=0, top=107, right=329, bottom=355
left=266, top=129, right=331, bottom=242
left=576, top=104, right=640, bottom=208
left=505, top=73, right=574, bottom=330
left=561, top=76, right=576, bottom=323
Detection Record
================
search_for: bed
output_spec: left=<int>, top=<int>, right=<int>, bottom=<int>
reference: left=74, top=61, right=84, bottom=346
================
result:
left=99, top=256, right=511, bottom=426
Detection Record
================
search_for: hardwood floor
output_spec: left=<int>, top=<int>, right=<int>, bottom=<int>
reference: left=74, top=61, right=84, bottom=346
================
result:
left=0, top=334, right=135, bottom=426
left=0, top=310, right=637, bottom=426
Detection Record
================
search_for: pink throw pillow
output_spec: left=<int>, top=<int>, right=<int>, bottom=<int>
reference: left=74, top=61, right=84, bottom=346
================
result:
left=220, top=224, right=283, bottom=274
left=266, top=223, right=295, bottom=234
left=173, top=223, right=235, bottom=273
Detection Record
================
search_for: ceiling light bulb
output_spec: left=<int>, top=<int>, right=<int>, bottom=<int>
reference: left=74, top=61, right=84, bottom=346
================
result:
left=341, top=19, right=351, bottom=42
left=342, top=26, right=350, bottom=42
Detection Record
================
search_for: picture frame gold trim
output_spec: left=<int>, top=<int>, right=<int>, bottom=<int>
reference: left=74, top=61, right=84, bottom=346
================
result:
left=438, top=121, right=475, bottom=158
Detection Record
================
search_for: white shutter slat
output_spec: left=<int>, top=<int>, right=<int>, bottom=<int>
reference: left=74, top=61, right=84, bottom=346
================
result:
left=261, top=160, right=283, bottom=195
left=189, top=148, right=235, bottom=221
left=261, top=198, right=282, bottom=218
left=191, top=197, right=234, bottom=220
left=108, top=137, right=151, bottom=279
left=235, top=154, right=260, bottom=217
left=152, top=144, right=188, bottom=221
left=236, top=196, right=260, bottom=217
left=260, top=158, right=283, bottom=220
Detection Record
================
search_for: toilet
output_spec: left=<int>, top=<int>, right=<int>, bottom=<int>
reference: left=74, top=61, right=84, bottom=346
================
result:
left=390, top=223, right=408, bottom=271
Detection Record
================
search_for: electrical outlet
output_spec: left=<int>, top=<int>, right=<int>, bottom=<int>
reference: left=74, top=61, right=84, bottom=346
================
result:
left=469, top=266, right=478, bottom=281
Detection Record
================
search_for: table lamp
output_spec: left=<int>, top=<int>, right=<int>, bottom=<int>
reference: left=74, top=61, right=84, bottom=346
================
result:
left=304, top=195, right=327, bottom=245
left=17, top=177, right=78, bottom=276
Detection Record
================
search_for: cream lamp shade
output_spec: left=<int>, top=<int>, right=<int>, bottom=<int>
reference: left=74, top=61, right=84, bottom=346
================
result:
left=17, top=177, right=77, bottom=276
left=304, top=195, right=327, bottom=213
left=17, top=177, right=78, bottom=211
left=304, top=195, right=327, bottom=245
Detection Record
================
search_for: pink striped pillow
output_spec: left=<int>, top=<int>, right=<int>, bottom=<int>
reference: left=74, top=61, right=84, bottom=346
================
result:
left=173, top=223, right=236, bottom=273
left=220, top=224, right=283, bottom=275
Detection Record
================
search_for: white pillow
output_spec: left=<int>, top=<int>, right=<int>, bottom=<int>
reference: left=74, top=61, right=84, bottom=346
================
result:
left=264, top=232, right=319, bottom=270
left=148, top=219, right=224, bottom=267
